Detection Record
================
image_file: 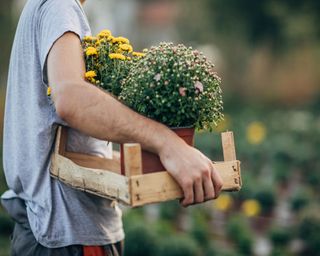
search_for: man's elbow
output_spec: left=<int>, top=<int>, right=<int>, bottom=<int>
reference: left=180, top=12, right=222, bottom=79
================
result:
left=51, top=81, right=77, bottom=122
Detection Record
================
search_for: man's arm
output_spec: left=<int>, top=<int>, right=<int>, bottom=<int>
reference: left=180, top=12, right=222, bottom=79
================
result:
left=47, top=32, right=223, bottom=206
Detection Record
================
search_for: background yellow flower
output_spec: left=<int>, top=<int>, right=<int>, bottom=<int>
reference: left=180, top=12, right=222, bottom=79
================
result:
left=242, top=199, right=261, bottom=217
left=246, top=121, right=266, bottom=145
left=214, top=194, right=233, bottom=211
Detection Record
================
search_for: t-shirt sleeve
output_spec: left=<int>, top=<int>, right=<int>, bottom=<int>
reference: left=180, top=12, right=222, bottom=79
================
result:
left=38, top=0, right=90, bottom=86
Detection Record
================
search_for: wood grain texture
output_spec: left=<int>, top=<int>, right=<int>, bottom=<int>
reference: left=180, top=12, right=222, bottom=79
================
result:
left=50, top=153, right=130, bottom=204
left=64, top=152, right=121, bottom=174
left=123, top=143, right=142, bottom=177
left=221, top=131, right=237, bottom=161
left=59, top=126, right=69, bottom=156
left=51, top=126, right=129, bottom=203
left=130, top=160, right=241, bottom=207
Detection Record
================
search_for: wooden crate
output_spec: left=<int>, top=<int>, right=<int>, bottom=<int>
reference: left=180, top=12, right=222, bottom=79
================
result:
left=50, top=126, right=242, bottom=207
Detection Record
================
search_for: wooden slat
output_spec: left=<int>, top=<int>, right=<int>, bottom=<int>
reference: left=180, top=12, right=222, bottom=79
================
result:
left=130, top=160, right=241, bottom=207
left=54, top=126, right=121, bottom=173
left=130, top=171, right=182, bottom=207
left=50, top=153, right=131, bottom=204
left=221, top=131, right=237, bottom=161
left=54, top=126, right=62, bottom=159
left=64, top=152, right=121, bottom=174
left=59, top=126, right=69, bottom=156
left=123, top=143, right=142, bottom=177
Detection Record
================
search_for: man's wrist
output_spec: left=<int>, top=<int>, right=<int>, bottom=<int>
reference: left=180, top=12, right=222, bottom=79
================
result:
left=151, top=124, right=185, bottom=156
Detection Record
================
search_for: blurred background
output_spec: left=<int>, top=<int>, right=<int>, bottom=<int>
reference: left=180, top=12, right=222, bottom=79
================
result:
left=1, top=0, right=320, bottom=255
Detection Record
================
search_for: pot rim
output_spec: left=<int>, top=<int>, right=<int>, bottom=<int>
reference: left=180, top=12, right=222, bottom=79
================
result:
left=169, top=125, right=195, bottom=130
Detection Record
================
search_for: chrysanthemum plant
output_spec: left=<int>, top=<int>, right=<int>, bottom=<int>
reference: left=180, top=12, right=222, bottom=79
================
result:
left=82, top=30, right=144, bottom=96
left=119, top=42, right=224, bottom=131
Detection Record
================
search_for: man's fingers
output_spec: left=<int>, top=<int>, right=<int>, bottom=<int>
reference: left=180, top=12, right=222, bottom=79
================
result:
left=194, top=176, right=204, bottom=203
left=180, top=164, right=222, bottom=206
left=211, top=167, right=223, bottom=199
left=181, top=179, right=194, bottom=207
left=203, top=174, right=215, bottom=201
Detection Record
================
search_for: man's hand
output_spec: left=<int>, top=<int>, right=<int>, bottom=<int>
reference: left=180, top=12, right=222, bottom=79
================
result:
left=47, top=32, right=222, bottom=207
left=158, top=139, right=223, bottom=207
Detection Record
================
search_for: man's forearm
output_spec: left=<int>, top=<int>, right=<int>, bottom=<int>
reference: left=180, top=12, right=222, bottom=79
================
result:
left=53, top=80, right=182, bottom=154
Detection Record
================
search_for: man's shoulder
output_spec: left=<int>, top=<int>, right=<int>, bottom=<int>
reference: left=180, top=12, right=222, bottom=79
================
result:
left=37, top=0, right=87, bottom=30
left=39, top=0, right=82, bottom=13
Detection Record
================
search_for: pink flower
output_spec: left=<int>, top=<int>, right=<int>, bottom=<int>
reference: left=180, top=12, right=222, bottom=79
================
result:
left=213, top=74, right=221, bottom=81
left=154, top=73, right=161, bottom=81
left=172, top=46, right=177, bottom=53
left=194, top=81, right=204, bottom=93
left=179, top=87, right=187, bottom=96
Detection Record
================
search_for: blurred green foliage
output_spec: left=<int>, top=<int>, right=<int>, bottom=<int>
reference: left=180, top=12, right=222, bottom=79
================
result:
left=269, top=226, right=292, bottom=248
left=207, top=0, right=320, bottom=48
left=177, top=0, right=320, bottom=107
left=124, top=222, right=159, bottom=256
left=298, top=208, right=320, bottom=255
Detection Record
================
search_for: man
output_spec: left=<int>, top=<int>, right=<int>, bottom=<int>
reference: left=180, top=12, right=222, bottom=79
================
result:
left=1, top=0, right=223, bottom=255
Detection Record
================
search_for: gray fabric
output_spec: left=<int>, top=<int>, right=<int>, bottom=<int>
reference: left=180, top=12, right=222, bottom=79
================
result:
left=2, top=0, right=124, bottom=248
left=5, top=197, right=123, bottom=256
left=11, top=223, right=83, bottom=256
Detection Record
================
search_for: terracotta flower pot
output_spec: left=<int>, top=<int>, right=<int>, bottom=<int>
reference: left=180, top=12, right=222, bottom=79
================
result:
left=120, top=127, right=195, bottom=174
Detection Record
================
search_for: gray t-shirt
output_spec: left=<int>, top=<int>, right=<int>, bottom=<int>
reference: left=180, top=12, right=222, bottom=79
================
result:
left=2, top=0, right=124, bottom=248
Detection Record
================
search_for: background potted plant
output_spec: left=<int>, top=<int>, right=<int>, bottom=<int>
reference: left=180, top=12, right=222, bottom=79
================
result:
left=119, top=42, right=223, bottom=173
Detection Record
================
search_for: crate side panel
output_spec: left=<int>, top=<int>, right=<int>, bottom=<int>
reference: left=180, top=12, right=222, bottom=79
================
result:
left=130, top=160, right=241, bottom=207
left=50, top=154, right=131, bottom=205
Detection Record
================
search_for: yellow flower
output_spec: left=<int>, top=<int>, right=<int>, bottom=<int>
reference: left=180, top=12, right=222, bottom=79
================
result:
left=127, top=57, right=132, bottom=61
left=85, top=70, right=97, bottom=79
left=47, top=86, right=51, bottom=96
left=242, top=199, right=261, bottom=217
left=85, top=47, right=98, bottom=56
left=109, top=53, right=126, bottom=60
left=214, top=194, right=233, bottom=211
left=83, top=36, right=97, bottom=42
left=97, top=29, right=112, bottom=38
left=98, top=38, right=108, bottom=45
left=246, top=121, right=266, bottom=145
left=107, top=35, right=115, bottom=42
left=119, top=44, right=133, bottom=52
left=132, top=51, right=146, bottom=57
left=112, top=36, right=130, bottom=44
left=215, top=114, right=231, bottom=133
